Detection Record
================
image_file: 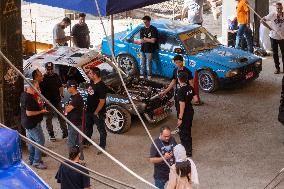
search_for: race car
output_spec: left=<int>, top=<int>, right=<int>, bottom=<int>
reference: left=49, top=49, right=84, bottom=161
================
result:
left=24, top=47, right=173, bottom=134
left=101, top=19, right=262, bottom=93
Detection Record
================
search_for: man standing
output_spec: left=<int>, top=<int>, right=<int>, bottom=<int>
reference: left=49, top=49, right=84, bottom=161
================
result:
left=20, top=80, right=48, bottom=169
left=181, top=0, right=204, bottom=25
left=235, top=0, right=253, bottom=53
left=159, top=55, right=194, bottom=115
left=55, top=146, right=91, bottom=189
left=262, top=3, right=284, bottom=74
left=40, top=62, right=67, bottom=141
left=140, top=15, right=158, bottom=80
left=177, top=72, right=198, bottom=157
left=84, top=67, right=107, bottom=154
left=32, top=69, right=43, bottom=83
left=71, top=13, right=90, bottom=49
left=150, top=126, right=177, bottom=189
left=53, top=17, right=71, bottom=47
left=65, top=80, right=84, bottom=161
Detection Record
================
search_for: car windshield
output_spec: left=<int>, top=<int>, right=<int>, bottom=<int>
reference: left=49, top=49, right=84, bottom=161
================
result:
left=179, top=27, right=220, bottom=54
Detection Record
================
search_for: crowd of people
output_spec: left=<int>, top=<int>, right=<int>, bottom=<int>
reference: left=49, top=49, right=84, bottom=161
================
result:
left=19, top=1, right=284, bottom=188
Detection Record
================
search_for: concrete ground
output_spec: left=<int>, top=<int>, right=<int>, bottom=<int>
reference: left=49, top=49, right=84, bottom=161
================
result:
left=22, top=56, right=284, bottom=189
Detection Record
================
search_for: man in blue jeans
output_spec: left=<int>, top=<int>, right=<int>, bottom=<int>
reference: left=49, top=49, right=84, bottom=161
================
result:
left=150, top=126, right=177, bottom=188
left=20, top=80, right=48, bottom=169
left=235, top=0, right=253, bottom=53
left=84, top=67, right=107, bottom=155
left=140, top=15, right=158, bottom=80
left=65, top=80, right=84, bottom=161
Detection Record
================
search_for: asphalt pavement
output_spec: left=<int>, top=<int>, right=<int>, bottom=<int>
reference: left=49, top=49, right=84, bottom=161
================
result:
left=22, top=55, right=284, bottom=189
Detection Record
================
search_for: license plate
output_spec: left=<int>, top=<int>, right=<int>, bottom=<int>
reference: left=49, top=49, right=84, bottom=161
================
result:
left=245, top=72, right=254, bottom=79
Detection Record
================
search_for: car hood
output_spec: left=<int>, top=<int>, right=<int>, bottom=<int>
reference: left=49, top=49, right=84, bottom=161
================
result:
left=194, top=46, right=261, bottom=69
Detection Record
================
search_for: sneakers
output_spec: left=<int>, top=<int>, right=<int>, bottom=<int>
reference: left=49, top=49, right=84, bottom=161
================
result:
left=139, top=75, right=144, bottom=79
left=171, top=127, right=180, bottom=135
left=274, top=69, right=280, bottom=74
left=49, top=135, right=56, bottom=142
left=32, top=162, right=47, bottom=169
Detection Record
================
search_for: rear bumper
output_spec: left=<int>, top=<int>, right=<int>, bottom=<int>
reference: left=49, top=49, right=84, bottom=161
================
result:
left=143, top=100, right=174, bottom=123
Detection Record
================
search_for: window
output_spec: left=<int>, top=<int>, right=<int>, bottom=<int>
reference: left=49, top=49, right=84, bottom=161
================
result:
left=130, top=30, right=141, bottom=45
left=159, top=33, right=180, bottom=52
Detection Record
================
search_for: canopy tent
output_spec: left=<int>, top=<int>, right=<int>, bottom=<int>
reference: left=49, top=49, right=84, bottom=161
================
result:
left=24, top=0, right=168, bottom=16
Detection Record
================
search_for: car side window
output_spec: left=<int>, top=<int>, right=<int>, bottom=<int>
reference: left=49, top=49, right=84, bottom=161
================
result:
left=130, top=30, right=141, bottom=45
left=159, top=33, right=180, bottom=52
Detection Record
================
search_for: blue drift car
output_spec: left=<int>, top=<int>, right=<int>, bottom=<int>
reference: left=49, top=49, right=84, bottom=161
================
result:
left=102, top=19, right=262, bottom=93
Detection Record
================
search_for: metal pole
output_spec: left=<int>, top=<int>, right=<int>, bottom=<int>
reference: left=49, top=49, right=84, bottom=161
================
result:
left=111, top=15, right=114, bottom=55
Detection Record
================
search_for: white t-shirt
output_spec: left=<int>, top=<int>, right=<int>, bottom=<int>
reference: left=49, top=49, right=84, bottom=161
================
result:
left=264, top=12, right=284, bottom=40
left=53, top=23, right=66, bottom=47
left=184, top=0, right=204, bottom=24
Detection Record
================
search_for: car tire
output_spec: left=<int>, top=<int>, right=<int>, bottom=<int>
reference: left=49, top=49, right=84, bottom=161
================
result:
left=198, top=70, right=219, bottom=93
left=105, top=105, right=131, bottom=134
left=117, top=54, right=137, bottom=76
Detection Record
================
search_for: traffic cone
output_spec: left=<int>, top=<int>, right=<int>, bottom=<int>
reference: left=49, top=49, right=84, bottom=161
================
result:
left=193, top=71, right=203, bottom=105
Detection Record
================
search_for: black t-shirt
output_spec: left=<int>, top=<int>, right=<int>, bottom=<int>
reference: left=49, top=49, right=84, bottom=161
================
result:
left=172, top=67, right=193, bottom=96
left=55, top=162, right=90, bottom=189
left=140, top=25, right=158, bottom=53
left=149, top=137, right=177, bottom=180
left=67, top=93, right=84, bottom=126
left=177, top=84, right=195, bottom=115
left=86, top=81, right=107, bottom=114
left=71, top=23, right=90, bottom=48
left=40, top=73, right=63, bottom=105
left=20, top=92, right=43, bottom=129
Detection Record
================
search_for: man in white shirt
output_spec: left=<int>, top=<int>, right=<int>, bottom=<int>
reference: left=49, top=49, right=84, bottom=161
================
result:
left=262, top=3, right=284, bottom=74
left=53, top=17, right=72, bottom=47
left=181, top=0, right=204, bottom=25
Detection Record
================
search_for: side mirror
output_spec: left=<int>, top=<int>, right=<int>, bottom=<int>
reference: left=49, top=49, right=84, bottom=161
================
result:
left=174, top=47, right=184, bottom=54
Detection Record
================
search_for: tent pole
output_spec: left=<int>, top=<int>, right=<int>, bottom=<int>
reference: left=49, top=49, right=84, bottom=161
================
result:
left=111, top=15, right=114, bottom=56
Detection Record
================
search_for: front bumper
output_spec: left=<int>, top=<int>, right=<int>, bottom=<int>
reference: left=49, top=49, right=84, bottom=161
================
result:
left=219, top=64, right=262, bottom=88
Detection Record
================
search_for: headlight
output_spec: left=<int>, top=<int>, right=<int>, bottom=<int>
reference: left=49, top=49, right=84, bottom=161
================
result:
left=255, top=61, right=262, bottom=67
left=226, top=69, right=239, bottom=78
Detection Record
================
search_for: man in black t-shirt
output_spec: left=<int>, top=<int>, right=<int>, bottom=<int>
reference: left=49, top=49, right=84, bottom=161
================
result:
left=160, top=55, right=194, bottom=114
left=40, top=62, right=67, bottom=141
left=20, top=80, right=48, bottom=169
left=71, top=13, right=90, bottom=48
left=55, top=146, right=91, bottom=189
left=140, top=15, right=158, bottom=80
left=149, top=126, right=177, bottom=189
left=65, top=80, right=84, bottom=160
left=84, top=67, right=107, bottom=154
left=177, top=72, right=198, bottom=157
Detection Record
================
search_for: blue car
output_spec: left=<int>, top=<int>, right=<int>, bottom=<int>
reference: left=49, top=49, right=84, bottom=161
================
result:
left=102, top=19, right=262, bottom=93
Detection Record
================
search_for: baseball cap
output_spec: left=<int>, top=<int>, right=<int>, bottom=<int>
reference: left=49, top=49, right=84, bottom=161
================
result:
left=66, top=80, right=77, bottom=88
left=45, top=62, right=54, bottom=69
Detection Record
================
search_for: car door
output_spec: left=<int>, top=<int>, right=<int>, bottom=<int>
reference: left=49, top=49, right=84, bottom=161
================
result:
left=155, top=32, right=184, bottom=78
left=126, top=30, right=142, bottom=67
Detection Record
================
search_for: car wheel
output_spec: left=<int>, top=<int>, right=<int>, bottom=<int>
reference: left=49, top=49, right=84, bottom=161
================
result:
left=105, top=105, right=131, bottom=134
left=198, top=70, right=219, bottom=93
left=117, top=54, right=137, bottom=76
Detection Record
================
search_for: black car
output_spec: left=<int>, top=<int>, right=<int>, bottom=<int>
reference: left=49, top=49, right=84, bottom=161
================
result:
left=24, top=47, right=174, bottom=133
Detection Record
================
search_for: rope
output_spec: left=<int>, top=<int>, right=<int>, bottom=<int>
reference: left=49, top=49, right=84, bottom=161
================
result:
left=0, top=50, right=157, bottom=189
left=0, top=123, right=122, bottom=189
left=264, top=168, right=284, bottom=189
left=271, top=176, right=284, bottom=189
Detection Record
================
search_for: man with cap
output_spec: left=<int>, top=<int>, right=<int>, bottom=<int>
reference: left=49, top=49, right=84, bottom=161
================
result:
left=55, top=146, right=91, bottom=189
left=176, top=71, right=198, bottom=157
left=53, top=17, right=72, bottom=47
left=65, top=80, right=84, bottom=161
left=159, top=55, right=194, bottom=115
left=40, top=62, right=67, bottom=141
